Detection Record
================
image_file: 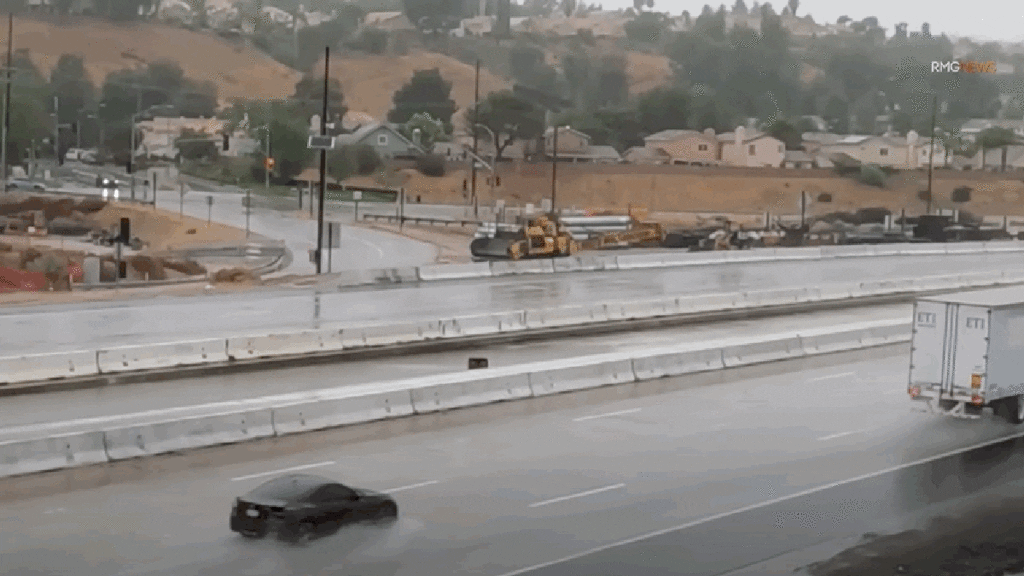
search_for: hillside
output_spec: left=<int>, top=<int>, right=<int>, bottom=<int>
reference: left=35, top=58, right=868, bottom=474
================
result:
left=12, top=15, right=300, bottom=104
left=321, top=52, right=513, bottom=120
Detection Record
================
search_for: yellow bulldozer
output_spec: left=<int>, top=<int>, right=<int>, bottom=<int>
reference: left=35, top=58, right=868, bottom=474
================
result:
left=470, top=214, right=577, bottom=260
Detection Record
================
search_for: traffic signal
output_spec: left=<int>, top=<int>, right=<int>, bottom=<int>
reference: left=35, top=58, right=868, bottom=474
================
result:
left=264, top=157, right=275, bottom=170
left=223, top=133, right=230, bottom=151
left=119, top=217, right=130, bottom=244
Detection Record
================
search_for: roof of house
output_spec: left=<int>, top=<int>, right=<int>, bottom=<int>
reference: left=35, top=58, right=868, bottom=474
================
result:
left=644, top=129, right=713, bottom=142
left=802, top=132, right=844, bottom=145
left=784, top=150, right=813, bottom=163
left=364, top=11, right=404, bottom=24
left=971, top=145, right=1024, bottom=166
left=717, top=130, right=774, bottom=144
left=335, top=122, right=424, bottom=153
left=961, top=119, right=1024, bottom=133
left=625, top=146, right=671, bottom=158
left=545, top=126, right=592, bottom=141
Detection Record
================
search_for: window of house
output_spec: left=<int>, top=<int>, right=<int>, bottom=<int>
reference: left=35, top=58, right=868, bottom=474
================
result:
left=778, top=144, right=783, bottom=152
left=879, top=148, right=889, bottom=156
left=698, top=144, right=708, bottom=151
left=748, top=144, right=755, bottom=155
left=378, top=134, right=388, bottom=146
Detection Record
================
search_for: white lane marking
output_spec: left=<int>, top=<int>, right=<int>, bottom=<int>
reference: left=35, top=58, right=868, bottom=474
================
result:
left=494, top=430, right=1024, bottom=576
left=529, top=483, right=626, bottom=508
left=43, top=508, right=66, bottom=515
left=810, top=371, right=856, bottom=381
left=231, top=461, right=336, bottom=482
left=818, top=429, right=871, bottom=441
left=382, top=480, right=440, bottom=494
left=573, top=408, right=642, bottom=422
left=343, top=231, right=386, bottom=259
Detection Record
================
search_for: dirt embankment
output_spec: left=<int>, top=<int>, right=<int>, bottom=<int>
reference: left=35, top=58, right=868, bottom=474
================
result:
left=349, top=165, right=1024, bottom=218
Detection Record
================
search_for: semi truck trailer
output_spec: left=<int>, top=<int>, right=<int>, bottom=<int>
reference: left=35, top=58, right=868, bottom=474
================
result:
left=908, top=286, right=1024, bottom=422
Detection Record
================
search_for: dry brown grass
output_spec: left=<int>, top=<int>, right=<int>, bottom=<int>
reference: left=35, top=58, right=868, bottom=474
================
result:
left=85, top=203, right=247, bottom=252
left=13, top=15, right=300, bottom=105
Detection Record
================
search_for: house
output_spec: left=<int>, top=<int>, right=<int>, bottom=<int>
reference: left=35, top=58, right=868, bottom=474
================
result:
left=916, top=142, right=950, bottom=168
left=623, top=146, right=671, bottom=165
left=135, top=116, right=232, bottom=158
left=968, top=145, right=1024, bottom=171
left=810, top=133, right=921, bottom=169
left=335, top=122, right=425, bottom=159
left=544, top=126, right=621, bottom=163
left=363, top=11, right=416, bottom=31
left=717, top=127, right=786, bottom=168
left=452, top=15, right=493, bottom=37
left=783, top=150, right=814, bottom=169
left=643, top=129, right=719, bottom=165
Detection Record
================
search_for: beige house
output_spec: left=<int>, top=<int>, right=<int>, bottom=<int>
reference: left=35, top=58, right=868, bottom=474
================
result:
left=136, top=116, right=256, bottom=159
left=544, top=127, right=621, bottom=163
left=643, top=129, right=719, bottom=165
left=718, top=127, right=786, bottom=168
left=816, top=133, right=920, bottom=169
left=623, top=146, right=671, bottom=165
left=969, top=146, right=1024, bottom=171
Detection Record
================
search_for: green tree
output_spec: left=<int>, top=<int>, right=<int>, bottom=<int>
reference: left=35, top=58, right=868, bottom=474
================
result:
left=50, top=54, right=95, bottom=126
left=467, top=90, right=544, bottom=161
left=636, top=86, right=688, bottom=134
left=731, top=0, right=746, bottom=14
left=858, top=163, right=885, bottom=187
left=766, top=119, right=801, bottom=150
left=402, top=0, right=463, bottom=32
left=3, top=52, right=51, bottom=167
left=624, top=11, right=670, bottom=44
left=293, top=73, right=347, bottom=124
left=786, top=0, right=797, bottom=16
left=400, top=112, right=445, bottom=150
left=387, top=68, right=457, bottom=129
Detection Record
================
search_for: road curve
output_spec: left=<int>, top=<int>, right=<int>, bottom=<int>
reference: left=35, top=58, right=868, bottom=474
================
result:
left=0, top=251, right=1018, bottom=355
left=4, top=346, right=1023, bottom=576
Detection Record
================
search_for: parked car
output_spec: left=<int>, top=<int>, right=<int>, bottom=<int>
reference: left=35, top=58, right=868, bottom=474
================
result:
left=230, top=474, right=398, bottom=542
left=5, top=179, right=45, bottom=191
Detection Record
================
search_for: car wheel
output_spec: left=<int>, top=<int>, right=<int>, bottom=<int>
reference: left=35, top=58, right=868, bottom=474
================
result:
left=1009, top=395, right=1024, bottom=425
left=378, top=501, right=398, bottom=520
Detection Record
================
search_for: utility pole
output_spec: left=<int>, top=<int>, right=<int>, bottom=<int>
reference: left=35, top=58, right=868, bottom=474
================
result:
left=264, top=123, right=271, bottom=192
left=2, top=13, right=12, bottom=187
left=927, top=94, right=937, bottom=215
left=550, top=115, right=558, bottom=215
left=315, top=46, right=329, bottom=275
left=52, top=95, right=59, bottom=163
left=130, top=90, right=141, bottom=200
left=471, top=59, right=480, bottom=218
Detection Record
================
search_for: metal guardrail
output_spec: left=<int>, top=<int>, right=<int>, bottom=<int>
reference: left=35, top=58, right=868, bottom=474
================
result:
left=362, top=214, right=481, bottom=227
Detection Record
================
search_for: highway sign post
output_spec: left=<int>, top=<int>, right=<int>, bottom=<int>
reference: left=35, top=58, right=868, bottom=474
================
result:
left=206, top=195, right=213, bottom=225
left=353, top=190, right=362, bottom=221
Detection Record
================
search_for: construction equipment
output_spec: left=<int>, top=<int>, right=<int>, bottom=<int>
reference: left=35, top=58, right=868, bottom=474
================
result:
left=578, top=206, right=666, bottom=250
left=470, top=214, right=576, bottom=260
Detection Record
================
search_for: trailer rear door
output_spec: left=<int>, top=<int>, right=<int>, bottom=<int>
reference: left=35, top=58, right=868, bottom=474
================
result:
left=910, top=299, right=949, bottom=388
left=952, top=304, right=991, bottom=394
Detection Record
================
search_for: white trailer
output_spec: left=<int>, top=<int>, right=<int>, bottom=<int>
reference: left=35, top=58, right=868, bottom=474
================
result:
left=909, top=286, right=1024, bottom=422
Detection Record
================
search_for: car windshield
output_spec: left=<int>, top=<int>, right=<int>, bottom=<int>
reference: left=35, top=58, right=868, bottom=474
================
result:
left=245, top=474, right=327, bottom=501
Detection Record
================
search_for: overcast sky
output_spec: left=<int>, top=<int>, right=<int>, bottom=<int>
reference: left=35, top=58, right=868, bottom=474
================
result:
left=598, top=0, right=1024, bottom=43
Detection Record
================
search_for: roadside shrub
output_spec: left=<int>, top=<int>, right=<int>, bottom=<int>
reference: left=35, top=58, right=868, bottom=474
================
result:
left=817, top=193, right=832, bottom=203
left=351, top=144, right=382, bottom=175
left=857, top=163, right=886, bottom=187
left=951, top=186, right=972, bottom=203
left=918, top=190, right=932, bottom=202
left=416, top=154, right=447, bottom=177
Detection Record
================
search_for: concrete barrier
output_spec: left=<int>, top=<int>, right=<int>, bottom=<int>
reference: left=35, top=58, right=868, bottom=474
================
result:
left=860, top=323, right=912, bottom=346
left=605, top=297, right=679, bottom=321
left=102, top=409, right=275, bottom=461
left=798, top=328, right=866, bottom=354
left=409, top=370, right=533, bottom=413
left=816, top=284, right=855, bottom=300
left=675, top=292, right=743, bottom=314
left=552, top=255, right=619, bottom=273
left=631, top=347, right=725, bottom=379
left=417, top=262, right=493, bottom=281
left=983, top=241, right=1023, bottom=253
left=271, top=390, right=415, bottom=435
left=97, top=339, right=228, bottom=373
left=440, top=311, right=527, bottom=337
left=0, top=350, right=99, bottom=384
left=0, top=432, right=108, bottom=477
left=342, top=321, right=443, bottom=348
left=226, top=330, right=343, bottom=360
left=771, top=247, right=823, bottom=260
left=528, top=356, right=636, bottom=396
left=613, top=253, right=673, bottom=270
left=489, top=259, right=556, bottom=276
left=743, top=287, right=812, bottom=307
left=894, top=244, right=946, bottom=256
left=335, top=267, right=420, bottom=287
left=525, top=305, right=608, bottom=329
left=721, top=336, right=804, bottom=367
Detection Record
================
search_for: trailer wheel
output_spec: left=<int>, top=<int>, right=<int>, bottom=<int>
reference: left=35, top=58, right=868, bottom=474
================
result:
left=1007, top=396, right=1024, bottom=424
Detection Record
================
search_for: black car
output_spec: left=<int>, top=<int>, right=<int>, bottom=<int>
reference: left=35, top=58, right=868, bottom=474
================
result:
left=230, top=474, right=398, bottom=542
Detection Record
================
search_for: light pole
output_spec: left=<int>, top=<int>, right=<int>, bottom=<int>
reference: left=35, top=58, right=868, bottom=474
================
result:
left=474, top=123, right=498, bottom=204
